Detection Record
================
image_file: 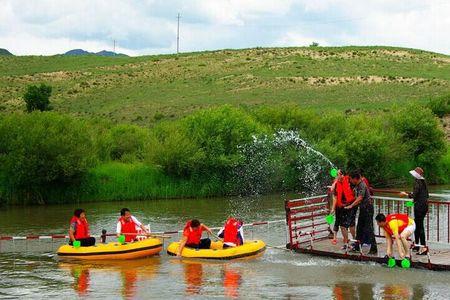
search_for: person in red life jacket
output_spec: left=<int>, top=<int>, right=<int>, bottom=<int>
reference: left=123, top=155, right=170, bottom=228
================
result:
left=116, top=208, right=149, bottom=243
left=375, top=213, right=416, bottom=259
left=177, top=219, right=213, bottom=256
left=330, top=170, right=357, bottom=249
left=217, top=218, right=244, bottom=248
left=69, top=208, right=96, bottom=246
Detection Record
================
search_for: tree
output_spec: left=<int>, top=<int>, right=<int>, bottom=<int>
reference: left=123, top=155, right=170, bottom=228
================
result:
left=23, top=84, right=52, bottom=112
left=309, top=42, right=319, bottom=47
left=0, top=112, right=96, bottom=203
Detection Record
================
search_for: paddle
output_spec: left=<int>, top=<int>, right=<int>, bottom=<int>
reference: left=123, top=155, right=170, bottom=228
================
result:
left=106, top=233, right=172, bottom=239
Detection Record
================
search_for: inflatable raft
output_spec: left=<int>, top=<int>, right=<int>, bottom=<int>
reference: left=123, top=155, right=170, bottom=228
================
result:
left=57, top=238, right=163, bottom=260
left=167, top=240, right=266, bottom=259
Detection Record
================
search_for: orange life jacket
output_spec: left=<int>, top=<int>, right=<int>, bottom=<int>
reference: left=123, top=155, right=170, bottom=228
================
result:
left=384, top=213, right=409, bottom=236
left=119, top=216, right=138, bottom=242
left=70, top=216, right=90, bottom=239
left=184, top=221, right=203, bottom=245
left=223, top=218, right=242, bottom=246
left=335, top=176, right=355, bottom=207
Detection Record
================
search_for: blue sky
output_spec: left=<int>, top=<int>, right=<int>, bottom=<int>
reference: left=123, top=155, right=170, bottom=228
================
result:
left=1, top=0, right=449, bottom=56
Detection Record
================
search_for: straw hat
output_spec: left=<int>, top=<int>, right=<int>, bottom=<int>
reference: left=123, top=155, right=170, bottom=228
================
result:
left=409, top=167, right=424, bottom=180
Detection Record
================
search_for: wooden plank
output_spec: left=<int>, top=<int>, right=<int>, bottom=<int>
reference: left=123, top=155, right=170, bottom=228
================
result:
left=294, top=238, right=450, bottom=271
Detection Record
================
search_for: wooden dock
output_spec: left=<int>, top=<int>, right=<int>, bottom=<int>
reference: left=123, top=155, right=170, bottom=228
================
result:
left=293, top=237, right=450, bottom=271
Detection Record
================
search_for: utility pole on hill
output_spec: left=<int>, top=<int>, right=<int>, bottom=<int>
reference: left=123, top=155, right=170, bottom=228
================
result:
left=177, top=13, right=181, bottom=54
left=113, top=39, right=116, bottom=53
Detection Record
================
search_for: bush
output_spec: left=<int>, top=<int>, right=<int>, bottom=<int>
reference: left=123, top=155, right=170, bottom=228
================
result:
left=23, top=84, right=52, bottom=112
left=147, top=106, right=267, bottom=177
left=146, top=122, right=205, bottom=177
left=428, top=95, right=450, bottom=118
left=390, top=104, right=447, bottom=182
left=0, top=112, right=96, bottom=203
left=100, top=124, right=150, bottom=162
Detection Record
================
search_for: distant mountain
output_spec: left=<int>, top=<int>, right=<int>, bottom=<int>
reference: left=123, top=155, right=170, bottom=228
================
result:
left=64, top=49, right=91, bottom=56
left=0, top=48, right=13, bottom=56
left=63, top=49, right=128, bottom=57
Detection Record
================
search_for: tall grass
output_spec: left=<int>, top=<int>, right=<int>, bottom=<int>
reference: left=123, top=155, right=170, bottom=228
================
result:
left=76, top=162, right=223, bottom=203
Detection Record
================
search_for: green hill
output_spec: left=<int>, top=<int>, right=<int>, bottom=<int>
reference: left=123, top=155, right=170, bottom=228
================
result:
left=0, top=46, right=449, bottom=124
left=0, top=48, right=13, bottom=56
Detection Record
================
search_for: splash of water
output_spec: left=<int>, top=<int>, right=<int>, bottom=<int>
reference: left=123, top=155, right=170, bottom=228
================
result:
left=230, top=129, right=334, bottom=196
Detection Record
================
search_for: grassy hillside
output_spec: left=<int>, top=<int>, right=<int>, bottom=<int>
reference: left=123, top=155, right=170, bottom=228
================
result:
left=0, top=46, right=449, bottom=125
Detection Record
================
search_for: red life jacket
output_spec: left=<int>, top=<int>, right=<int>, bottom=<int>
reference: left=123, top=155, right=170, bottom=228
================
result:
left=119, top=216, right=138, bottom=242
left=223, top=218, right=241, bottom=246
left=335, top=176, right=355, bottom=207
left=384, top=214, right=409, bottom=236
left=184, top=221, right=203, bottom=245
left=70, top=216, right=90, bottom=239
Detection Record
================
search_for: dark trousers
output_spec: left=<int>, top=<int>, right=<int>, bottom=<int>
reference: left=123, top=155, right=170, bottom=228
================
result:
left=356, top=206, right=377, bottom=252
left=414, top=207, right=428, bottom=246
left=186, top=238, right=211, bottom=249
left=69, top=237, right=96, bottom=246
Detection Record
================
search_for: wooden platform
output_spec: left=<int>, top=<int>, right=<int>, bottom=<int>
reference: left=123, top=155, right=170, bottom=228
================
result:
left=293, top=238, right=450, bottom=271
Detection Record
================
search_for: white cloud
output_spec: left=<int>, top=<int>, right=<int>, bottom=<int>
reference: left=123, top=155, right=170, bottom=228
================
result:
left=0, top=0, right=448, bottom=56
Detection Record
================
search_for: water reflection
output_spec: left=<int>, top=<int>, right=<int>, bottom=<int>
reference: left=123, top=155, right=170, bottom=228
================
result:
left=332, top=283, right=427, bottom=300
left=183, top=261, right=203, bottom=295
left=59, top=257, right=161, bottom=298
left=222, top=265, right=242, bottom=299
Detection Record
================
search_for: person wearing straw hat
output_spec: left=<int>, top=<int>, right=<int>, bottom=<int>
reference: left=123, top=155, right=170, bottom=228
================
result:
left=401, top=167, right=429, bottom=255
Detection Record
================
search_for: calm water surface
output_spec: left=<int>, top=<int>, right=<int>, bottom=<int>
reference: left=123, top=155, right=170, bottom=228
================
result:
left=1, top=187, right=450, bottom=299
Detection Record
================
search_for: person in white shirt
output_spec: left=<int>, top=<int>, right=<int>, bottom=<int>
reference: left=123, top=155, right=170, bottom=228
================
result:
left=116, top=208, right=148, bottom=243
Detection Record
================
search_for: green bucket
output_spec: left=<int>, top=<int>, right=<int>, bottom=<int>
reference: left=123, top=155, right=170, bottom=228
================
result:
left=118, top=235, right=126, bottom=244
left=330, top=168, right=338, bottom=178
left=401, top=258, right=411, bottom=269
left=73, top=240, right=81, bottom=249
left=387, top=257, right=396, bottom=268
left=325, top=214, right=335, bottom=225
left=405, top=201, right=414, bottom=208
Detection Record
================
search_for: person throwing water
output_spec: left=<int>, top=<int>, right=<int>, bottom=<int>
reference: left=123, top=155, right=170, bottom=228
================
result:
left=375, top=213, right=416, bottom=260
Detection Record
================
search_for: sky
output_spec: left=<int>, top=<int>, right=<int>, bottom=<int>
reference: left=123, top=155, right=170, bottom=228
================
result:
left=0, top=0, right=449, bottom=56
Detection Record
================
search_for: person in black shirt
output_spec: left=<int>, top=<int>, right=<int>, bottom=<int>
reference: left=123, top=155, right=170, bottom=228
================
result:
left=401, top=167, right=429, bottom=255
left=346, top=170, right=377, bottom=254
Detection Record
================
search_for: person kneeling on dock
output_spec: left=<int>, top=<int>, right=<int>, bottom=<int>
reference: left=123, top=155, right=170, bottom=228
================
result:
left=69, top=208, right=96, bottom=246
left=218, top=218, right=244, bottom=248
left=375, top=213, right=415, bottom=259
left=177, top=219, right=213, bottom=256
left=117, top=208, right=149, bottom=243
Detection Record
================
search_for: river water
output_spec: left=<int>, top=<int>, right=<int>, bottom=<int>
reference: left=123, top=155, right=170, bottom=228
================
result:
left=1, top=187, right=450, bottom=299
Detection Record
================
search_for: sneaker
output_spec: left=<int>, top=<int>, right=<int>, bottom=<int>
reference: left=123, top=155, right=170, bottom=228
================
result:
left=331, top=239, right=337, bottom=245
left=341, top=244, right=348, bottom=250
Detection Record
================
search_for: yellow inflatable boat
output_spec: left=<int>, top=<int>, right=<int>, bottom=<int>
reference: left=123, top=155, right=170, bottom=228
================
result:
left=57, top=238, right=163, bottom=260
left=167, top=240, right=266, bottom=259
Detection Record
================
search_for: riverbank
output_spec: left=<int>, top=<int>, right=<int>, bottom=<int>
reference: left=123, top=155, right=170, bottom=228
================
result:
left=0, top=104, right=448, bottom=205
